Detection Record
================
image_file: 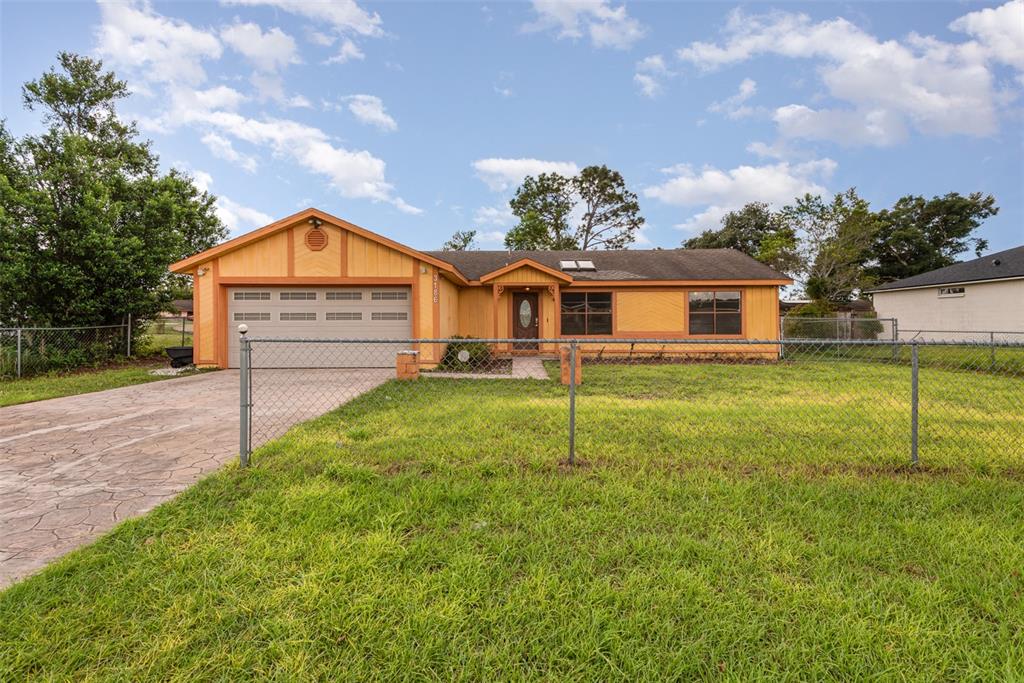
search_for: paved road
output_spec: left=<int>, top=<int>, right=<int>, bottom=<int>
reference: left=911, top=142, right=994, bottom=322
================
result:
left=0, top=369, right=389, bottom=588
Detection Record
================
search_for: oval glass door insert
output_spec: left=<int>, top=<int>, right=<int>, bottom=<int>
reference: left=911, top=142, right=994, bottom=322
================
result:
left=518, top=299, right=533, bottom=328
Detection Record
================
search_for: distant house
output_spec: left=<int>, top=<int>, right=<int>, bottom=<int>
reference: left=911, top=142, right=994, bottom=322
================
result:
left=866, top=246, right=1024, bottom=339
left=160, top=299, right=193, bottom=319
left=168, top=208, right=792, bottom=368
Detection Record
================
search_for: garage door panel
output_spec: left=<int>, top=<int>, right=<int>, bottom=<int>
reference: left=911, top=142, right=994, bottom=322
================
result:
left=227, top=286, right=412, bottom=368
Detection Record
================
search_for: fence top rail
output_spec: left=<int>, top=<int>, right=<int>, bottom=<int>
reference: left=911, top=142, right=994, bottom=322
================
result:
left=0, top=324, right=129, bottom=332
left=902, top=329, right=1024, bottom=335
left=243, top=336, right=1024, bottom=348
left=782, top=316, right=896, bottom=321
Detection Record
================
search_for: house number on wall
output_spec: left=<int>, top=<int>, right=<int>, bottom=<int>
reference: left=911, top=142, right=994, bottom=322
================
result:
left=432, top=272, right=439, bottom=304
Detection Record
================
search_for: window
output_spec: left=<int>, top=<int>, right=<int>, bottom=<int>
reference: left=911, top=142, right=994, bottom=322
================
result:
left=326, top=291, right=362, bottom=301
left=560, top=292, right=612, bottom=335
left=233, top=292, right=270, bottom=301
left=280, top=291, right=316, bottom=300
left=938, top=286, right=965, bottom=298
left=280, top=312, right=316, bottom=321
left=372, top=312, right=408, bottom=321
left=688, top=291, right=741, bottom=335
left=371, top=291, right=408, bottom=301
left=233, top=312, right=270, bottom=321
left=326, top=312, right=362, bottom=321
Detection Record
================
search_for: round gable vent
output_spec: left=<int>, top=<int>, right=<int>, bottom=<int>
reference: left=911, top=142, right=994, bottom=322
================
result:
left=305, top=227, right=328, bottom=251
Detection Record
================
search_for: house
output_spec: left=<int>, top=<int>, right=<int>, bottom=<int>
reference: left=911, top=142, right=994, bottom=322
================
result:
left=866, top=245, right=1024, bottom=340
left=158, top=299, right=193, bottom=319
left=168, top=208, right=792, bottom=368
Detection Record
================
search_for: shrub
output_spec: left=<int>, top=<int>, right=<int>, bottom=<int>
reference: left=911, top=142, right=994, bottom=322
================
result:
left=438, top=336, right=492, bottom=371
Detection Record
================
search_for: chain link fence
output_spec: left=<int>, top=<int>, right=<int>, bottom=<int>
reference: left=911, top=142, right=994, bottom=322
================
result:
left=0, top=324, right=130, bottom=379
left=237, top=336, right=1024, bottom=472
left=781, top=316, right=896, bottom=341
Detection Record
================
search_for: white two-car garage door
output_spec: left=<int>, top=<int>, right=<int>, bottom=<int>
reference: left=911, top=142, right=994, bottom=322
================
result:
left=227, top=286, right=411, bottom=368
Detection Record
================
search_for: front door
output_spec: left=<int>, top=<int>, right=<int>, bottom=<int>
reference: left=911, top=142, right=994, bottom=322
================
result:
left=512, top=292, right=539, bottom=351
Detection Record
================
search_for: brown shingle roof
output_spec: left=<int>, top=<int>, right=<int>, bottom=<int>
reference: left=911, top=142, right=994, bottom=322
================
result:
left=424, top=249, right=791, bottom=282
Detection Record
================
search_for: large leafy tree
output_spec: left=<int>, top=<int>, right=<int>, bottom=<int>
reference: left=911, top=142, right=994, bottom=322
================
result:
left=504, top=165, right=644, bottom=250
left=440, top=229, right=477, bottom=251
left=866, top=192, right=996, bottom=283
left=0, top=53, right=225, bottom=327
left=683, top=202, right=800, bottom=274
left=779, top=188, right=878, bottom=303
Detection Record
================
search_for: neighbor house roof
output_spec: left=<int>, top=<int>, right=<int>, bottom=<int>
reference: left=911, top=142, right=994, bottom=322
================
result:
left=171, top=299, right=193, bottom=313
left=866, top=245, right=1024, bottom=293
left=425, top=249, right=792, bottom=283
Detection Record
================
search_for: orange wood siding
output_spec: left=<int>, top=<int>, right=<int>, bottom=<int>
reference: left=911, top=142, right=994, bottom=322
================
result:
left=416, top=263, right=437, bottom=362
left=438, top=277, right=459, bottom=338
left=491, top=265, right=564, bottom=284
left=457, top=287, right=493, bottom=338
left=292, top=224, right=343, bottom=277
left=348, top=233, right=415, bottom=277
left=218, top=230, right=289, bottom=277
left=743, top=286, right=779, bottom=339
left=196, top=272, right=215, bottom=363
left=616, top=291, right=685, bottom=332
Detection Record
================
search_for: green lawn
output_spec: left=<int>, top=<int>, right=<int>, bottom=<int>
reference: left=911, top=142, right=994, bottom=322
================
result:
left=0, top=361, right=194, bottom=407
left=1, top=362, right=1022, bottom=679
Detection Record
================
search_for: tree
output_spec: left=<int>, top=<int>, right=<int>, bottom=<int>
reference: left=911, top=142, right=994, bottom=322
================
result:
left=574, top=165, right=644, bottom=249
left=441, top=229, right=477, bottom=251
left=683, top=202, right=800, bottom=273
left=505, top=173, right=576, bottom=250
left=779, top=188, right=878, bottom=303
left=866, top=192, right=996, bottom=283
left=0, top=53, right=225, bottom=328
left=504, top=165, right=644, bottom=250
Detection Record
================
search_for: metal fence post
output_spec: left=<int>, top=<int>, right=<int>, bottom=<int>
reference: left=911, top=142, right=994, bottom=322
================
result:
left=126, top=314, right=132, bottom=357
left=239, top=327, right=251, bottom=468
left=568, top=341, right=577, bottom=466
left=892, top=319, right=899, bottom=363
left=990, top=331, right=996, bottom=371
left=16, top=328, right=22, bottom=378
left=910, top=341, right=919, bottom=466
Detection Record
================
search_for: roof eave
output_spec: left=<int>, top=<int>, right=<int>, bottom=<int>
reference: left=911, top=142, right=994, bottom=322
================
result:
left=169, top=207, right=470, bottom=285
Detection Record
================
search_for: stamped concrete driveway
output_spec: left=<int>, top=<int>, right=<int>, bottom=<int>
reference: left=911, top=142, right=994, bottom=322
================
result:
left=0, top=368, right=389, bottom=588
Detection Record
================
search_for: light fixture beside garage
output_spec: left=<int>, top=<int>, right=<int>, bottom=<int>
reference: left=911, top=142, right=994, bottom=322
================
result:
left=305, top=217, right=328, bottom=251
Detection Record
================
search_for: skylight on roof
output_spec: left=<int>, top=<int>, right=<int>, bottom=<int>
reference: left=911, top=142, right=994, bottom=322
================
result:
left=576, top=260, right=596, bottom=271
left=559, top=260, right=578, bottom=271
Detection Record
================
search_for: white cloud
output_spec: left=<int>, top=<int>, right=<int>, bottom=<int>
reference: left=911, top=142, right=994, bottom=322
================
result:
left=634, top=54, right=669, bottom=98
left=202, top=132, right=258, bottom=173
left=344, top=94, right=397, bottom=132
left=472, top=158, right=580, bottom=191
left=99, top=2, right=417, bottom=216
left=308, top=30, right=335, bottom=47
left=216, top=195, right=276, bottom=234
left=949, top=0, right=1024, bottom=72
left=524, top=0, right=645, bottom=50
left=221, top=0, right=383, bottom=36
left=173, top=165, right=272, bottom=234
left=220, top=21, right=299, bottom=72
left=95, top=0, right=221, bottom=85
left=325, top=39, right=365, bottom=64
left=644, top=159, right=836, bottom=232
left=249, top=73, right=311, bottom=107
left=474, top=205, right=515, bottom=226
left=678, top=3, right=1023, bottom=145
left=773, top=105, right=907, bottom=147
left=477, top=230, right=507, bottom=244
left=708, top=78, right=758, bottom=119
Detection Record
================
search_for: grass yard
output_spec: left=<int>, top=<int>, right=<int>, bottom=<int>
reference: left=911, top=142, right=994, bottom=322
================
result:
left=0, top=361, right=200, bottom=407
left=1, top=361, right=1021, bottom=679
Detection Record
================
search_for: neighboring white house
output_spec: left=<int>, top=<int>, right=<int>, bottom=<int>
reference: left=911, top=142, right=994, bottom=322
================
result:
left=867, top=245, right=1024, bottom=341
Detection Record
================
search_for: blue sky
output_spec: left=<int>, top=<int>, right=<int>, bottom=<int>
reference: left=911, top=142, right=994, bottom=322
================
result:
left=2, top=0, right=1022, bottom=254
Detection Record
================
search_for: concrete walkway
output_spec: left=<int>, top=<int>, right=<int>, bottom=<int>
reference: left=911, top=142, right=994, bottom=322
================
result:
left=0, top=368, right=388, bottom=588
